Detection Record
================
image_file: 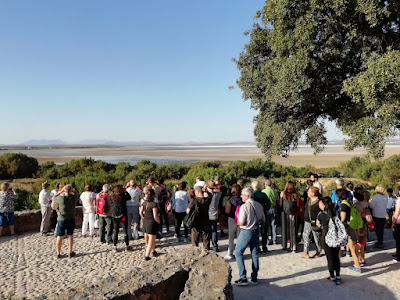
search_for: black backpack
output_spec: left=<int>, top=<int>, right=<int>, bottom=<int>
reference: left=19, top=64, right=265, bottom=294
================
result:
left=183, top=201, right=200, bottom=229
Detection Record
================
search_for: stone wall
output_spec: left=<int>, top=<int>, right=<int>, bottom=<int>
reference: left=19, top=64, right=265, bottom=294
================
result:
left=1, top=207, right=83, bottom=235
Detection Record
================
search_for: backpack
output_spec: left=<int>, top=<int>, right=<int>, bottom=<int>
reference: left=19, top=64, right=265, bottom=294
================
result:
left=111, top=196, right=124, bottom=219
left=234, top=205, right=241, bottom=224
left=183, top=200, right=199, bottom=229
left=159, top=184, right=168, bottom=203
left=343, top=201, right=363, bottom=230
left=325, top=216, right=348, bottom=248
left=96, top=193, right=108, bottom=215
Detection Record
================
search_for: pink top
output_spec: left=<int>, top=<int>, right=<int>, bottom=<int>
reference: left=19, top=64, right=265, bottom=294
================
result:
left=396, top=199, right=400, bottom=224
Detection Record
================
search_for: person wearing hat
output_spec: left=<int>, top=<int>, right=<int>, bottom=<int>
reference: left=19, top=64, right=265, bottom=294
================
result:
left=38, top=181, right=52, bottom=236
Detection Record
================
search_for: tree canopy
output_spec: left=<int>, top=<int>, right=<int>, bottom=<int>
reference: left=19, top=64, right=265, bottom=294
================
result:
left=235, top=0, right=400, bottom=159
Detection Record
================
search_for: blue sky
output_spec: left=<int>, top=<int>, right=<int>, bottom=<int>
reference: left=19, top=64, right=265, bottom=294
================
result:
left=0, top=1, right=343, bottom=144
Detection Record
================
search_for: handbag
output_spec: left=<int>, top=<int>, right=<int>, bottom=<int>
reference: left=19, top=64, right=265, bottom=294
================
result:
left=308, top=201, right=322, bottom=233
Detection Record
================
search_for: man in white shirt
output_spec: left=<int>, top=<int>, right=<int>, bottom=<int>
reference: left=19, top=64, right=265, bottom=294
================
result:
left=38, top=181, right=52, bottom=235
left=126, top=180, right=143, bottom=240
left=234, top=188, right=265, bottom=286
left=310, top=174, right=323, bottom=196
left=194, top=177, right=206, bottom=188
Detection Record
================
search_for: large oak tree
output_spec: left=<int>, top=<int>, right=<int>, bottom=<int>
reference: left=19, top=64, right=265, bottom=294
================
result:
left=235, top=0, right=400, bottom=159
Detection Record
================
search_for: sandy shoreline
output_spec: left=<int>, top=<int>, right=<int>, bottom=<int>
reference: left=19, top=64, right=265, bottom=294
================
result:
left=1, top=145, right=399, bottom=167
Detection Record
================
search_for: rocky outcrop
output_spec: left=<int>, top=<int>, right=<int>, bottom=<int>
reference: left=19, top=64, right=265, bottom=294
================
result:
left=33, top=246, right=232, bottom=300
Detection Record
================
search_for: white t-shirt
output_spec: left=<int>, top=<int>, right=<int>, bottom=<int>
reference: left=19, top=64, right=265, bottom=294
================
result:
left=80, top=191, right=96, bottom=214
left=313, top=182, right=323, bottom=195
left=194, top=181, right=206, bottom=188
left=38, top=189, right=51, bottom=207
left=174, top=190, right=190, bottom=213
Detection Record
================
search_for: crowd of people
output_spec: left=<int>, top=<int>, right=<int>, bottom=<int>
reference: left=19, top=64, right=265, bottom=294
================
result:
left=0, top=173, right=399, bottom=287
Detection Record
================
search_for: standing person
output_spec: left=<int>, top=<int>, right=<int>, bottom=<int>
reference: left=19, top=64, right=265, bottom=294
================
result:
left=301, top=187, right=323, bottom=258
left=355, top=193, right=371, bottom=266
left=310, top=174, right=323, bottom=196
left=173, top=182, right=190, bottom=242
left=205, top=181, right=222, bottom=252
left=332, top=178, right=353, bottom=210
left=215, top=176, right=228, bottom=238
left=79, top=184, right=97, bottom=238
left=369, top=185, right=388, bottom=248
left=392, top=194, right=400, bottom=262
left=346, top=182, right=354, bottom=198
left=139, top=187, right=160, bottom=260
left=263, top=179, right=278, bottom=245
left=225, top=184, right=243, bottom=259
left=97, top=184, right=113, bottom=244
left=110, top=185, right=131, bottom=252
left=234, top=188, right=265, bottom=285
left=188, top=186, right=211, bottom=249
left=0, top=183, right=18, bottom=236
left=386, top=188, right=396, bottom=228
left=158, top=178, right=171, bottom=234
left=281, top=181, right=300, bottom=253
left=51, top=185, right=78, bottom=258
left=194, top=177, right=206, bottom=189
left=337, top=188, right=362, bottom=272
left=252, top=181, right=270, bottom=254
left=316, top=197, right=342, bottom=285
left=38, top=181, right=52, bottom=236
left=298, top=179, right=313, bottom=241
left=50, top=183, right=60, bottom=232
left=126, top=180, right=142, bottom=240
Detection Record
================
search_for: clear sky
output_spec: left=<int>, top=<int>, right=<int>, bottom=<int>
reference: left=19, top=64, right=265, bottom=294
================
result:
left=0, top=0, right=343, bottom=144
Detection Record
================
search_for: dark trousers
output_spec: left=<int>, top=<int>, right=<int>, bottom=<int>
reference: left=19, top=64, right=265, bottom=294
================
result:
left=210, top=219, right=219, bottom=250
left=395, top=224, right=400, bottom=260
left=174, top=211, right=188, bottom=238
left=323, top=241, right=340, bottom=278
left=112, top=217, right=129, bottom=246
left=191, top=224, right=210, bottom=249
left=51, top=209, right=58, bottom=230
left=159, top=203, right=170, bottom=233
left=374, top=217, right=385, bottom=245
left=260, top=222, right=268, bottom=251
left=99, top=216, right=113, bottom=243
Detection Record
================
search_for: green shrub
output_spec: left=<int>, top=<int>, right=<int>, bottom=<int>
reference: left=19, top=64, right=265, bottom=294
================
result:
left=0, top=153, right=39, bottom=179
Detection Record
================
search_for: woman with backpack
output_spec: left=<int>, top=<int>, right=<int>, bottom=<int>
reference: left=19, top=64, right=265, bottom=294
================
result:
left=337, top=188, right=361, bottom=273
left=110, top=185, right=131, bottom=252
left=281, top=181, right=300, bottom=253
left=301, top=186, right=323, bottom=258
left=140, top=187, right=160, bottom=260
left=317, top=197, right=344, bottom=285
left=224, top=184, right=243, bottom=260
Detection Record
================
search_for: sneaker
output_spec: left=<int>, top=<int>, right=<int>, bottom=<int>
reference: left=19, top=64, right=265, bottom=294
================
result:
left=268, top=240, right=273, bottom=245
left=335, top=277, right=342, bottom=285
left=234, top=278, right=248, bottom=286
left=125, top=246, right=132, bottom=252
left=56, top=253, right=62, bottom=259
left=214, top=248, right=220, bottom=252
left=313, top=252, right=323, bottom=258
left=345, top=251, right=351, bottom=257
left=327, top=277, right=337, bottom=285
left=113, top=247, right=118, bottom=253
left=259, top=249, right=268, bottom=255
left=68, top=251, right=76, bottom=258
left=152, top=251, right=158, bottom=257
left=359, top=261, right=365, bottom=267
left=175, top=237, right=181, bottom=242
left=250, top=278, right=258, bottom=285
left=224, top=254, right=235, bottom=260
left=393, top=257, right=399, bottom=263
left=348, top=266, right=361, bottom=273
left=145, top=256, right=151, bottom=261
left=183, top=238, right=190, bottom=242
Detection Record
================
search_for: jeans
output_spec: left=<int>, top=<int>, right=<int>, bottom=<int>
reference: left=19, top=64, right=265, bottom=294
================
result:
left=267, top=208, right=277, bottom=243
left=235, top=228, right=259, bottom=280
left=373, top=217, right=385, bottom=245
left=112, top=217, right=129, bottom=247
left=40, top=206, right=52, bottom=233
left=210, top=219, right=219, bottom=250
left=126, top=205, right=140, bottom=240
left=99, top=216, right=113, bottom=243
left=227, top=217, right=241, bottom=255
left=159, top=202, right=170, bottom=233
left=82, top=212, right=95, bottom=236
left=174, top=211, right=188, bottom=238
